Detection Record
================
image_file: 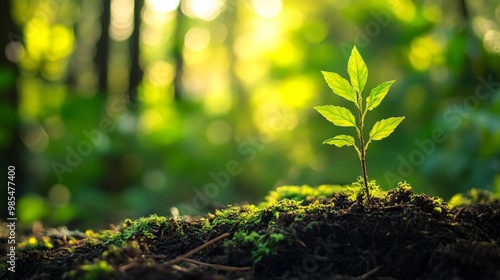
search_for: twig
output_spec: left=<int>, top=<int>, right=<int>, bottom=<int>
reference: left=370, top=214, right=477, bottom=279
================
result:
left=454, top=206, right=467, bottom=220
left=358, top=265, right=381, bottom=279
left=146, top=254, right=166, bottom=259
left=182, top=258, right=251, bottom=271
left=119, top=261, right=137, bottom=272
left=160, top=232, right=250, bottom=272
left=163, top=233, right=229, bottom=267
left=54, top=238, right=88, bottom=251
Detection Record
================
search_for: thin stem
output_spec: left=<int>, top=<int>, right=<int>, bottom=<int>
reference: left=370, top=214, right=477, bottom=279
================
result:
left=364, top=139, right=371, bottom=151
left=358, top=99, right=371, bottom=205
left=353, top=144, right=362, bottom=160
left=182, top=258, right=251, bottom=271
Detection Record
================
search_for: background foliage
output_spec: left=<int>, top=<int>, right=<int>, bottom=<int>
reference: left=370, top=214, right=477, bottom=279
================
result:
left=1, top=0, right=499, bottom=229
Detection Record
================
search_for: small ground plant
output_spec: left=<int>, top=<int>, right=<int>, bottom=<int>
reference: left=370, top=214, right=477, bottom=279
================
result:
left=315, top=46, right=404, bottom=205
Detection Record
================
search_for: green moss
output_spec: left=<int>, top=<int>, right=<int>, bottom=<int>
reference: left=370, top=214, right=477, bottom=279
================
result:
left=226, top=231, right=286, bottom=266
left=264, top=198, right=303, bottom=212
left=210, top=204, right=260, bottom=228
left=64, top=260, right=114, bottom=280
left=200, top=217, right=211, bottom=231
left=260, top=184, right=363, bottom=207
left=396, top=181, right=412, bottom=193
left=352, top=178, right=385, bottom=202
left=18, top=236, right=54, bottom=250
left=384, top=181, right=413, bottom=203
left=65, top=239, right=145, bottom=279
left=449, top=188, right=500, bottom=207
left=102, top=214, right=169, bottom=245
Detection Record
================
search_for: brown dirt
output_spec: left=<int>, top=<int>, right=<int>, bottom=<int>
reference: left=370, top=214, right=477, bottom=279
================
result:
left=1, top=185, right=500, bottom=280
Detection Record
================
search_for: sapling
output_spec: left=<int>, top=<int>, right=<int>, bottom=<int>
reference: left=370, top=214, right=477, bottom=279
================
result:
left=314, top=46, right=404, bottom=205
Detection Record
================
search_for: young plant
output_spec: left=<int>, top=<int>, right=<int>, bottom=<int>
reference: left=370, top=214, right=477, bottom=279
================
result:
left=314, top=46, right=405, bottom=205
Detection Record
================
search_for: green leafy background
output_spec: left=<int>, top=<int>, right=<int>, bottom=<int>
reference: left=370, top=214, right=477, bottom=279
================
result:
left=1, top=0, right=499, bottom=229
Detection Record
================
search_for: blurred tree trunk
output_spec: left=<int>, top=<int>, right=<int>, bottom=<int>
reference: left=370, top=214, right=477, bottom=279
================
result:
left=172, top=5, right=185, bottom=100
left=98, top=0, right=144, bottom=195
left=96, top=0, right=111, bottom=94
left=224, top=3, right=254, bottom=194
left=0, top=0, right=24, bottom=205
left=129, top=0, right=143, bottom=106
left=225, top=4, right=250, bottom=120
left=456, top=0, right=495, bottom=90
left=458, top=0, right=468, bottom=18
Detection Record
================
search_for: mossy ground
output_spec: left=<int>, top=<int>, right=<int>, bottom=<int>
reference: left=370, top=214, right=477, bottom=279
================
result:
left=1, top=183, right=500, bottom=280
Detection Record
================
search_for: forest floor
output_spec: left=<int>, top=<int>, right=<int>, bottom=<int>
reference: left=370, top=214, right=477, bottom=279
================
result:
left=1, top=183, right=500, bottom=280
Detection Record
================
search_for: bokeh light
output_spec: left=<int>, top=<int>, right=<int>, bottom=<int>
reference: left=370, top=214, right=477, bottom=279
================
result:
left=146, top=0, right=179, bottom=13
left=48, top=184, right=71, bottom=207
left=185, top=27, right=211, bottom=52
left=483, top=30, right=500, bottom=54
left=252, top=0, right=282, bottom=18
left=182, top=0, right=225, bottom=21
left=145, top=60, right=175, bottom=86
left=110, top=0, right=134, bottom=41
left=206, top=120, right=232, bottom=145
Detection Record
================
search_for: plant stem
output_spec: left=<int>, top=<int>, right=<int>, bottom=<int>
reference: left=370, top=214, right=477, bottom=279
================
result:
left=358, top=104, right=371, bottom=205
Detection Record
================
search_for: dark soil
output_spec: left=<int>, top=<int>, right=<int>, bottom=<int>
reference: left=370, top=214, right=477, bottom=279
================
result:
left=2, top=184, right=500, bottom=280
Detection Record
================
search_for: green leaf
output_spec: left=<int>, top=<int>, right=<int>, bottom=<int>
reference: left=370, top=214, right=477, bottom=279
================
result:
left=369, top=117, right=405, bottom=141
left=347, top=46, right=368, bottom=93
left=323, top=135, right=356, bottom=147
left=314, top=105, right=356, bottom=127
left=321, top=71, right=357, bottom=104
left=366, top=80, right=395, bottom=111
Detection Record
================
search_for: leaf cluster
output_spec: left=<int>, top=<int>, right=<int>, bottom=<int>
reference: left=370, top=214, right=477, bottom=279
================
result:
left=314, top=46, right=404, bottom=160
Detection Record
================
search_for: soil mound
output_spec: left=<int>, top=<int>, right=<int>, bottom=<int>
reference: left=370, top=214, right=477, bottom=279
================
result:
left=2, top=184, right=499, bottom=279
